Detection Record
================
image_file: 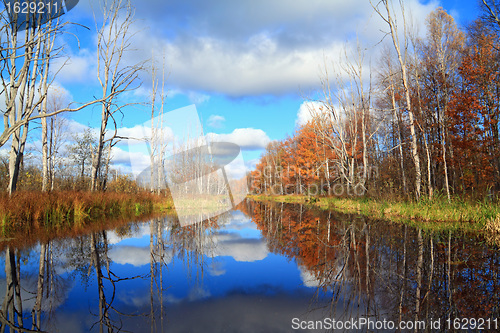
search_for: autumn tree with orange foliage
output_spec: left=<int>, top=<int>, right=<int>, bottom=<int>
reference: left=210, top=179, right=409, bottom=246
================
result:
left=250, top=120, right=336, bottom=196
left=448, top=22, right=500, bottom=195
left=281, top=121, right=336, bottom=195
left=250, top=6, right=500, bottom=201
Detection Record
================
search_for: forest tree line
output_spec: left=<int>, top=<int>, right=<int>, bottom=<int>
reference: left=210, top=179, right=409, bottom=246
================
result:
left=2, top=0, right=500, bottom=201
left=251, top=2, right=500, bottom=201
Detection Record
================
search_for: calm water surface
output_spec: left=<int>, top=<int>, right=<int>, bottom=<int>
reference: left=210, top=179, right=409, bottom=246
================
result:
left=0, top=200, right=499, bottom=332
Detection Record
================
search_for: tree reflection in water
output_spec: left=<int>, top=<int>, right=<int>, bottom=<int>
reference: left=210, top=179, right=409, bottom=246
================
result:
left=243, top=200, right=500, bottom=331
left=0, top=201, right=498, bottom=332
left=1, top=241, right=71, bottom=333
left=0, top=214, right=222, bottom=332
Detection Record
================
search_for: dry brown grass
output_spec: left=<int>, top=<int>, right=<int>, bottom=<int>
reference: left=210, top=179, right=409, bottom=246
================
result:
left=484, top=214, right=500, bottom=246
left=0, top=190, right=172, bottom=237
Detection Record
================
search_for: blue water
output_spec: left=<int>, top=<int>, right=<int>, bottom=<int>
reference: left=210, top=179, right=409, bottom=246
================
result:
left=1, top=201, right=498, bottom=332
left=0, top=208, right=329, bottom=332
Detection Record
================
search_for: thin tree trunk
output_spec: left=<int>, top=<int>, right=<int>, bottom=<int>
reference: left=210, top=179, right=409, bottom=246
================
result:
left=40, top=33, right=54, bottom=192
left=414, top=229, right=423, bottom=331
left=8, top=123, right=29, bottom=194
left=375, top=0, right=422, bottom=199
left=41, top=114, right=49, bottom=192
left=32, top=243, right=47, bottom=330
left=389, top=67, right=407, bottom=194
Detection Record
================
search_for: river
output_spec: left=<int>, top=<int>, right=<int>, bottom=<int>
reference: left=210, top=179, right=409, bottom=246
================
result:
left=0, top=200, right=498, bottom=332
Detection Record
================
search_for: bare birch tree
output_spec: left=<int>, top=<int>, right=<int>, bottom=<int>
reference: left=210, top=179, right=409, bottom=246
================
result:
left=150, top=53, right=168, bottom=194
left=0, top=2, right=131, bottom=194
left=1, top=5, right=64, bottom=194
left=90, top=0, right=144, bottom=191
left=372, top=0, right=423, bottom=199
left=420, top=9, right=465, bottom=200
left=311, top=43, right=379, bottom=194
left=39, top=14, right=65, bottom=192
left=377, top=46, right=408, bottom=193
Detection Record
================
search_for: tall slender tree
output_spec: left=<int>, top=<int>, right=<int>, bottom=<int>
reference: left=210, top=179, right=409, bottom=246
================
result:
left=372, top=0, right=423, bottom=199
left=91, top=0, right=144, bottom=191
left=420, top=8, right=465, bottom=200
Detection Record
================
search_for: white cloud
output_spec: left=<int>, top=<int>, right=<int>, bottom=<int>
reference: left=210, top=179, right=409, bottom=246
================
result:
left=107, top=224, right=152, bottom=245
left=224, top=156, right=248, bottom=179
left=244, top=158, right=259, bottom=171
left=115, top=124, right=150, bottom=143
left=118, top=291, right=151, bottom=308
left=114, top=0, right=438, bottom=97
left=52, top=48, right=95, bottom=84
left=188, top=286, right=211, bottom=301
left=299, top=266, right=322, bottom=288
left=212, top=232, right=268, bottom=262
left=156, top=36, right=343, bottom=96
left=296, top=101, right=325, bottom=127
left=209, top=262, right=226, bottom=276
left=221, top=211, right=257, bottom=231
left=110, top=146, right=150, bottom=175
left=108, top=246, right=150, bottom=267
left=187, top=91, right=211, bottom=104
left=111, top=147, right=147, bottom=164
left=108, top=246, right=174, bottom=267
left=207, top=115, right=225, bottom=128
left=66, top=119, right=91, bottom=134
left=58, top=0, right=439, bottom=99
left=47, top=82, right=74, bottom=105
left=207, top=128, right=271, bottom=150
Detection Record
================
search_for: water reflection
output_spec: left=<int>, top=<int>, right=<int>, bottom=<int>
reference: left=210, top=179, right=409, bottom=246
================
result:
left=0, top=200, right=498, bottom=332
left=245, top=201, right=500, bottom=331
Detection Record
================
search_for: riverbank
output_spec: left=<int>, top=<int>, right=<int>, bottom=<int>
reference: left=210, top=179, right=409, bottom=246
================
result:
left=0, top=191, right=174, bottom=235
left=248, top=194, right=500, bottom=234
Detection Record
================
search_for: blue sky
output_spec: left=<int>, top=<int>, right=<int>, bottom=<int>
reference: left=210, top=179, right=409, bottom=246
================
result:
left=8, top=0, right=482, bottom=177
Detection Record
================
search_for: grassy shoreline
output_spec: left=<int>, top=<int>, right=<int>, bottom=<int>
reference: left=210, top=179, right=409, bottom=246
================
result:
left=0, top=191, right=174, bottom=235
left=248, top=194, right=500, bottom=234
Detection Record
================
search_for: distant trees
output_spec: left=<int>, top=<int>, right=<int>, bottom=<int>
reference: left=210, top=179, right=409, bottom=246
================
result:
left=42, top=90, right=70, bottom=192
left=70, top=129, right=98, bottom=181
left=252, top=121, right=337, bottom=196
left=250, top=5, right=500, bottom=201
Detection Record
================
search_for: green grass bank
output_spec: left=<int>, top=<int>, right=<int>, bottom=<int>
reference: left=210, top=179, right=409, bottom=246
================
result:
left=248, top=194, right=500, bottom=235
